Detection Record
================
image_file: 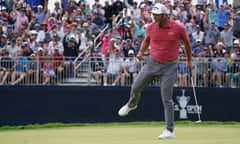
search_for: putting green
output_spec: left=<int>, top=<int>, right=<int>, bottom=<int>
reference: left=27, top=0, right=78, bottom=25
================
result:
left=0, top=123, right=239, bottom=144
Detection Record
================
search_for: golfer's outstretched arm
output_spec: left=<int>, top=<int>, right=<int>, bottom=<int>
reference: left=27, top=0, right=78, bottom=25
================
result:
left=137, top=36, right=150, bottom=60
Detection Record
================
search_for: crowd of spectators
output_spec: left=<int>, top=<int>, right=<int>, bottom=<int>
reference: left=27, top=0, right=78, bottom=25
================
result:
left=0, top=0, right=239, bottom=87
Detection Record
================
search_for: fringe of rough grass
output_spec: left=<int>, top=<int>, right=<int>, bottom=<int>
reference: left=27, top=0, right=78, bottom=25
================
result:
left=0, top=121, right=240, bottom=130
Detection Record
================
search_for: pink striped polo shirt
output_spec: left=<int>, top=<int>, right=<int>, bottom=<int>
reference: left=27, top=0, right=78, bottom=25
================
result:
left=146, top=20, right=188, bottom=62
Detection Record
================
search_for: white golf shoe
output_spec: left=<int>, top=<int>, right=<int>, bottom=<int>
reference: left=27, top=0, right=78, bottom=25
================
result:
left=158, top=129, right=176, bottom=139
left=118, top=104, right=137, bottom=117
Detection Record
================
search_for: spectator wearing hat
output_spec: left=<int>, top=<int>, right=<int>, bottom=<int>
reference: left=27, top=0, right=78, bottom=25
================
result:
left=6, top=38, right=21, bottom=58
left=62, top=32, right=80, bottom=77
left=231, top=39, right=240, bottom=59
left=192, top=39, right=205, bottom=57
left=48, top=33, right=64, bottom=55
left=34, top=4, right=47, bottom=24
left=217, top=4, right=230, bottom=31
left=32, top=23, right=45, bottom=42
left=122, top=38, right=136, bottom=57
left=55, top=19, right=65, bottom=39
left=139, top=3, right=150, bottom=23
left=103, top=39, right=124, bottom=86
left=121, top=49, right=139, bottom=86
left=177, top=3, right=188, bottom=24
left=213, top=42, right=226, bottom=57
left=205, top=3, right=218, bottom=28
left=211, top=49, right=228, bottom=88
left=1, top=17, right=9, bottom=34
left=93, top=3, right=105, bottom=22
left=205, top=21, right=220, bottom=46
left=192, top=25, right=204, bottom=43
left=132, top=19, right=146, bottom=41
left=21, top=41, right=33, bottom=57
left=42, top=32, right=52, bottom=45
left=26, top=53, right=38, bottom=84
left=220, top=22, right=233, bottom=52
left=0, top=6, right=13, bottom=24
left=13, top=6, right=29, bottom=30
left=63, top=33, right=79, bottom=60
left=29, top=30, right=38, bottom=52
left=92, top=11, right=105, bottom=28
left=0, top=34, right=8, bottom=49
left=36, top=46, right=46, bottom=71
left=88, top=50, right=104, bottom=85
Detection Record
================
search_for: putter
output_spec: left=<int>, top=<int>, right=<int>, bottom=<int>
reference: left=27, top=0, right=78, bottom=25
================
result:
left=190, top=70, right=202, bottom=123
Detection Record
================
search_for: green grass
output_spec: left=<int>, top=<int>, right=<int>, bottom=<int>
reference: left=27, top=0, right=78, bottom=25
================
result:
left=0, top=121, right=240, bottom=144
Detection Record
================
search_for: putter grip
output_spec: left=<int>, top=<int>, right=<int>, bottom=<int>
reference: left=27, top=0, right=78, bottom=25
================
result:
left=189, top=70, right=193, bottom=78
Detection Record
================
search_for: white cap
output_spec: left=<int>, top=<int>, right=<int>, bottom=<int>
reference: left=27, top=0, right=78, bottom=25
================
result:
left=31, top=30, right=38, bottom=35
left=196, top=39, right=201, bottom=42
left=233, top=39, right=239, bottom=45
left=140, top=4, right=145, bottom=8
left=128, top=50, right=134, bottom=55
left=172, top=10, right=178, bottom=17
left=38, top=47, right=43, bottom=51
left=70, top=35, right=75, bottom=39
left=37, top=5, right=43, bottom=9
left=151, top=3, right=168, bottom=15
left=217, top=42, right=223, bottom=46
left=114, top=42, right=120, bottom=50
left=1, top=6, right=6, bottom=11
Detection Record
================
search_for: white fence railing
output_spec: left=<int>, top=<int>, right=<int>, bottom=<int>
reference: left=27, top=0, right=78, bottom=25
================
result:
left=0, top=56, right=239, bottom=87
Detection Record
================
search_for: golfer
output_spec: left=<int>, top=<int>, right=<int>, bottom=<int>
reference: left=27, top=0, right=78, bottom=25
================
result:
left=118, top=3, right=192, bottom=139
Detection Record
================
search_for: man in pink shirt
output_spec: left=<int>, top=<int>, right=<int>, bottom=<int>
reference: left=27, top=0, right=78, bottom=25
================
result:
left=14, top=8, right=29, bottom=30
left=118, top=3, right=192, bottom=139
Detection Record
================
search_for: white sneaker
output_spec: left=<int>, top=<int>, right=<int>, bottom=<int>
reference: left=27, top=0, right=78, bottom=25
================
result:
left=118, top=104, right=137, bottom=117
left=158, top=129, right=175, bottom=139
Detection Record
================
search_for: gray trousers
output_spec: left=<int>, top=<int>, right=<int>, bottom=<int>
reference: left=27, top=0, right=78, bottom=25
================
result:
left=127, top=56, right=178, bottom=132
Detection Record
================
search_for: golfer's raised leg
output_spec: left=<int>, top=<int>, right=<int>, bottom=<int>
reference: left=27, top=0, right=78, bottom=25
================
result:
left=118, top=62, right=156, bottom=117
